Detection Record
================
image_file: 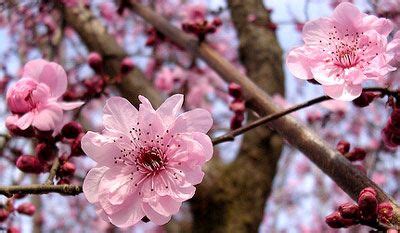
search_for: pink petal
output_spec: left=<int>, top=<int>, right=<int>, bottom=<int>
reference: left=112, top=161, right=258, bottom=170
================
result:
left=81, top=131, right=121, bottom=166
left=331, top=2, right=362, bottom=28
left=103, top=97, right=138, bottom=134
left=32, top=103, right=63, bottom=131
left=156, top=94, right=184, bottom=127
left=142, top=203, right=171, bottom=225
left=171, top=109, right=213, bottom=134
left=148, top=195, right=182, bottom=216
left=58, top=101, right=85, bottom=110
left=323, top=83, right=362, bottom=101
left=302, top=18, right=332, bottom=45
left=23, top=59, right=68, bottom=98
left=83, top=166, right=108, bottom=203
left=107, top=193, right=145, bottom=228
left=16, top=112, right=34, bottom=130
left=286, top=46, right=314, bottom=80
left=139, top=95, right=155, bottom=112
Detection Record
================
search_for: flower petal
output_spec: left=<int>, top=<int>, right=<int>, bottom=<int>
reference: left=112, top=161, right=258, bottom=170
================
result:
left=170, top=109, right=213, bottom=134
left=81, top=131, right=121, bottom=166
left=156, top=94, right=184, bottom=127
left=32, top=103, right=63, bottom=131
left=142, top=203, right=171, bottom=225
left=83, top=166, right=108, bottom=203
left=103, top=97, right=138, bottom=134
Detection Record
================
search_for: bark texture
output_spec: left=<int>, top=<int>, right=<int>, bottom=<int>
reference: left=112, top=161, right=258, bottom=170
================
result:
left=62, top=4, right=161, bottom=106
left=190, top=1, right=285, bottom=232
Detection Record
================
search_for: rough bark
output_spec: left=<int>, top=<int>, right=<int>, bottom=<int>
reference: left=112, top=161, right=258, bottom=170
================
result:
left=61, top=4, right=161, bottom=106
left=190, top=1, right=285, bottom=232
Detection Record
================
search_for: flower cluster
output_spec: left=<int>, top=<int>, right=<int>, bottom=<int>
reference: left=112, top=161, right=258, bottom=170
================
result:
left=287, top=3, right=399, bottom=101
left=6, top=59, right=83, bottom=132
left=228, top=83, right=245, bottom=130
left=182, top=18, right=222, bottom=42
left=325, top=187, right=393, bottom=228
left=82, top=94, right=213, bottom=227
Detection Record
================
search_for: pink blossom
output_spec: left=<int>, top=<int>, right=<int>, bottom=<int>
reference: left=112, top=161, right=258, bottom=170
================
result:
left=286, top=3, right=398, bottom=100
left=82, top=94, right=213, bottom=227
left=6, top=59, right=84, bottom=131
left=154, top=67, right=185, bottom=93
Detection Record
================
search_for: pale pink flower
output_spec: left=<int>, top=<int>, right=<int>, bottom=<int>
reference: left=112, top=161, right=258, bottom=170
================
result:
left=154, top=67, right=185, bottom=93
left=82, top=94, right=213, bottom=227
left=330, top=0, right=353, bottom=8
left=286, top=3, right=398, bottom=100
left=6, top=59, right=84, bottom=131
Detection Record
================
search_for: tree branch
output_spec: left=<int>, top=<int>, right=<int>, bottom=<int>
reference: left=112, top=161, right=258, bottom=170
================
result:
left=0, top=184, right=82, bottom=197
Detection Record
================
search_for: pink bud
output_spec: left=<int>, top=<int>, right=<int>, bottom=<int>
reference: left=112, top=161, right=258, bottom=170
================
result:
left=120, top=58, right=134, bottom=75
left=212, top=17, right=222, bottom=27
left=228, top=83, right=242, bottom=98
left=58, top=162, right=76, bottom=177
left=336, top=140, right=350, bottom=155
left=16, top=203, right=36, bottom=216
left=61, top=122, right=83, bottom=139
left=7, top=227, right=20, bottom=233
left=378, top=202, right=393, bottom=224
left=16, top=155, right=44, bottom=174
left=0, top=209, right=9, bottom=222
left=360, top=187, right=377, bottom=197
left=58, top=178, right=71, bottom=185
left=88, top=52, right=103, bottom=72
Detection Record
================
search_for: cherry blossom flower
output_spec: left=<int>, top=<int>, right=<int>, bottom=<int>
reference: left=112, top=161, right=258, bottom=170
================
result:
left=286, top=3, right=398, bottom=100
left=82, top=94, right=213, bottom=227
left=6, top=59, right=84, bottom=131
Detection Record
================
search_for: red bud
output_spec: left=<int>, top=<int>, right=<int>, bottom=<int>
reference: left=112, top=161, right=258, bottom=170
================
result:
left=61, top=122, right=83, bottom=139
left=16, top=203, right=36, bottom=216
left=377, top=202, right=393, bottom=224
left=16, top=155, right=44, bottom=174
left=0, top=209, right=9, bottom=222
left=336, top=140, right=350, bottom=155
left=120, top=58, right=135, bottom=75
left=88, top=52, right=103, bottom=72
left=339, top=203, right=360, bottom=219
left=346, top=147, right=366, bottom=161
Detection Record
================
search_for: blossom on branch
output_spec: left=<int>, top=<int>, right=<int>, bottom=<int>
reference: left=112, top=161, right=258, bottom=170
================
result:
left=6, top=59, right=84, bottom=131
left=286, top=3, right=399, bottom=100
left=82, top=94, right=213, bottom=227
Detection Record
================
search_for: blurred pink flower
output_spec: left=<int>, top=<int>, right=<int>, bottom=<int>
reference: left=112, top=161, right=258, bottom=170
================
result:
left=286, top=3, right=398, bottom=100
left=82, top=94, right=213, bottom=227
left=154, top=67, right=184, bottom=92
left=6, top=59, right=84, bottom=131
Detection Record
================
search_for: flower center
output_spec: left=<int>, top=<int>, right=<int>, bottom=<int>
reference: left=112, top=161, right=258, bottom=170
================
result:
left=321, top=26, right=376, bottom=70
left=136, top=147, right=166, bottom=172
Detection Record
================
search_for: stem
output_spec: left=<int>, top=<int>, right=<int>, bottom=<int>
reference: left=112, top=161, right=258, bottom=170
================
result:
left=45, top=157, right=60, bottom=185
left=213, top=87, right=397, bottom=145
left=0, top=184, right=82, bottom=197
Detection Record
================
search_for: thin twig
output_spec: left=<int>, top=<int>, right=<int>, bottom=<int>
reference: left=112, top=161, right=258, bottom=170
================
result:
left=212, top=87, right=397, bottom=145
left=0, top=184, right=82, bottom=197
left=45, top=157, right=60, bottom=185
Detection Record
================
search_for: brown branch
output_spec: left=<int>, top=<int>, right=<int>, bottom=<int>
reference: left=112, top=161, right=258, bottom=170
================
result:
left=126, top=1, right=400, bottom=228
left=45, top=157, right=60, bottom=185
left=0, top=184, right=82, bottom=197
left=212, top=87, right=397, bottom=145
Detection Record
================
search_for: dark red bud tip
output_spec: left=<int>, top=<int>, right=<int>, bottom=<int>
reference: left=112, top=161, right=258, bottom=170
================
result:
left=35, top=143, right=54, bottom=162
left=339, top=203, right=360, bottom=219
left=346, top=147, right=367, bottom=161
left=212, top=17, right=222, bottom=27
left=57, top=178, right=71, bottom=185
left=360, top=187, right=377, bottom=197
left=13, top=194, right=26, bottom=199
left=336, top=140, right=350, bottom=155
left=325, top=211, right=356, bottom=228
left=16, top=155, right=44, bottom=174
left=377, top=202, right=394, bottom=224
left=352, top=92, right=378, bottom=108
left=59, top=162, right=76, bottom=177
left=16, top=203, right=36, bottom=216
left=229, top=99, right=246, bottom=113
left=228, top=82, right=242, bottom=98
left=61, top=121, right=83, bottom=139
left=266, top=22, right=277, bottom=31
left=120, top=58, right=135, bottom=75
left=88, top=52, right=103, bottom=72
left=0, top=209, right=9, bottom=222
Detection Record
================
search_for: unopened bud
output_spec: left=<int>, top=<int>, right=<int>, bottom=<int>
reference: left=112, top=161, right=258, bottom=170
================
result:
left=346, top=147, right=366, bottom=161
left=120, top=58, right=134, bottom=75
left=16, top=155, right=44, bottom=174
left=338, top=203, right=360, bottom=219
left=229, top=99, right=245, bottom=113
left=61, top=122, right=83, bottom=139
left=16, top=203, right=36, bottom=216
left=358, top=189, right=378, bottom=221
left=228, top=83, right=242, bottom=98
left=35, top=143, right=54, bottom=162
left=0, top=209, right=9, bottom=222
left=325, top=211, right=356, bottom=228
left=88, top=52, right=103, bottom=72
left=336, top=140, right=350, bottom=155
left=58, top=162, right=76, bottom=177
